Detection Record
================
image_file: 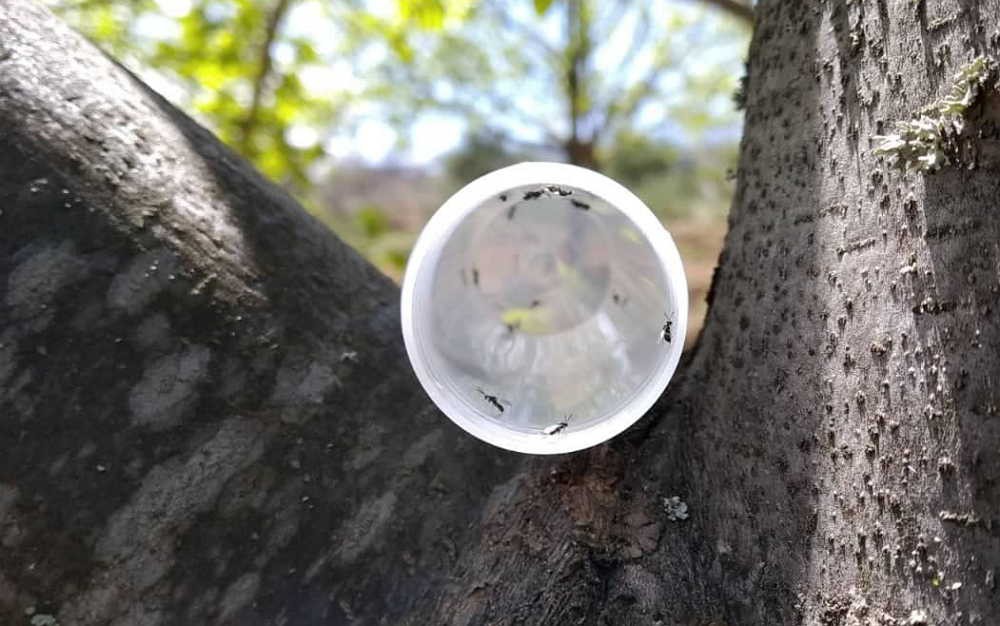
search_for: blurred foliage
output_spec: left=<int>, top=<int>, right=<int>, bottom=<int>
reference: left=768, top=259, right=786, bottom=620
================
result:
left=443, top=131, right=535, bottom=183
left=630, top=147, right=738, bottom=220
left=153, top=0, right=333, bottom=186
left=377, top=0, right=750, bottom=170
left=355, top=204, right=391, bottom=238
left=49, top=0, right=344, bottom=190
left=605, top=132, right=679, bottom=188
left=323, top=207, right=417, bottom=280
left=47, top=0, right=748, bottom=281
left=47, top=0, right=157, bottom=57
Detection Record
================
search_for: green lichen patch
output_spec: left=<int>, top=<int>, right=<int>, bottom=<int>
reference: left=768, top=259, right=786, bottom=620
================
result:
left=874, top=57, right=997, bottom=172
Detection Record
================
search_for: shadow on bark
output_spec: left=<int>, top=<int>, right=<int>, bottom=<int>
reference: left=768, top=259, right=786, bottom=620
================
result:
left=630, top=3, right=827, bottom=622
left=0, top=2, right=525, bottom=621
left=915, top=167, right=1000, bottom=620
left=110, top=71, right=529, bottom=624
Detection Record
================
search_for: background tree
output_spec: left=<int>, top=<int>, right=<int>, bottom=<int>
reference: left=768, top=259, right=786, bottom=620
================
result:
left=49, top=0, right=748, bottom=306
left=6, top=1, right=1000, bottom=625
left=48, top=0, right=750, bottom=183
left=47, top=0, right=749, bottom=294
left=48, top=0, right=348, bottom=188
left=373, top=0, right=750, bottom=170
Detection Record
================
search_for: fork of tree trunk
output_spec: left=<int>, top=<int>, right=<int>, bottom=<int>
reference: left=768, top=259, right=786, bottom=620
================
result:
left=1, top=1, right=999, bottom=624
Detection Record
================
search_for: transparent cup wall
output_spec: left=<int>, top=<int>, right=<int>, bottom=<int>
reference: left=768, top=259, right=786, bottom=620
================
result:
left=411, top=181, right=680, bottom=444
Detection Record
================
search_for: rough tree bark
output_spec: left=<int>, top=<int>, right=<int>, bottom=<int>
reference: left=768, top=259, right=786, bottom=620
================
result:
left=1, top=0, right=999, bottom=625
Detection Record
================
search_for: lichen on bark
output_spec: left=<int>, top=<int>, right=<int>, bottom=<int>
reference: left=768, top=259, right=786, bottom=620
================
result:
left=874, top=56, right=997, bottom=172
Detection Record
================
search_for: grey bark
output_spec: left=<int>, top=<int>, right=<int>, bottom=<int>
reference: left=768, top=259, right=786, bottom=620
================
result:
left=0, top=2, right=519, bottom=624
left=1, top=1, right=1000, bottom=625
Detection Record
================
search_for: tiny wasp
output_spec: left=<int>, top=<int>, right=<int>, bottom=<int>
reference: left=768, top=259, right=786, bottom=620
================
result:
left=543, top=414, right=572, bottom=435
left=660, top=314, right=673, bottom=343
left=476, top=387, right=506, bottom=414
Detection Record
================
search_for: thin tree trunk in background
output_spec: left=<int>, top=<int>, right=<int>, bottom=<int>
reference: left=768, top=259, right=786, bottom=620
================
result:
left=699, top=0, right=754, bottom=25
left=238, top=0, right=292, bottom=157
left=2, top=1, right=1000, bottom=625
left=564, top=0, right=600, bottom=171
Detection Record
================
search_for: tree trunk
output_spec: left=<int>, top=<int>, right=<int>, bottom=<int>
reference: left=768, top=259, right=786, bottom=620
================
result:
left=565, top=137, right=599, bottom=171
left=0, top=3, right=520, bottom=625
left=2, top=1, right=999, bottom=625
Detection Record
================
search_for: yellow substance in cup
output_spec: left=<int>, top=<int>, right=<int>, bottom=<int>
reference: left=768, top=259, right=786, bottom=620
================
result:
left=501, top=306, right=552, bottom=334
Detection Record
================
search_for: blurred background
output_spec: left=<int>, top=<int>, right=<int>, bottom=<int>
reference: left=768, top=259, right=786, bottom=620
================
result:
left=47, top=0, right=751, bottom=346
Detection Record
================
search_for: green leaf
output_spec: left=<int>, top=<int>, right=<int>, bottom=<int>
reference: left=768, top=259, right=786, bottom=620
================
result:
left=355, top=205, right=392, bottom=238
left=533, top=0, right=554, bottom=15
left=388, top=32, right=415, bottom=63
left=398, top=0, right=445, bottom=30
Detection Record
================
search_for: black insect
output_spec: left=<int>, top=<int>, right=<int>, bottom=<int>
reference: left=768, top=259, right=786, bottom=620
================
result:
left=570, top=199, right=590, bottom=210
left=529, top=299, right=541, bottom=308
left=472, top=268, right=480, bottom=287
left=546, top=185, right=573, bottom=196
left=499, top=193, right=508, bottom=201
left=477, top=387, right=505, bottom=414
left=543, top=414, right=572, bottom=435
left=523, top=190, right=544, bottom=200
left=505, top=320, right=521, bottom=334
left=660, top=315, right=673, bottom=343
left=612, top=292, right=627, bottom=306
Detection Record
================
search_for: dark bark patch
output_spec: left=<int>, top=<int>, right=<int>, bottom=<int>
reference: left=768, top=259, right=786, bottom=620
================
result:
left=128, top=344, right=212, bottom=429
left=106, top=248, right=178, bottom=315
left=6, top=240, right=90, bottom=330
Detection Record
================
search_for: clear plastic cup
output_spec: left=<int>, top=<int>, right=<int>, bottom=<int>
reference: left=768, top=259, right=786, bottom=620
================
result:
left=401, top=162, right=687, bottom=454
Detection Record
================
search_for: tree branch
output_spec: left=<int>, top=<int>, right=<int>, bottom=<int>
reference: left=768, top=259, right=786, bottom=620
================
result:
left=482, top=1, right=559, bottom=62
left=596, top=41, right=673, bottom=140
left=697, top=0, right=754, bottom=25
left=0, top=3, right=521, bottom=624
left=239, top=0, right=293, bottom=155
left=396, top=73, right=566, bottom=150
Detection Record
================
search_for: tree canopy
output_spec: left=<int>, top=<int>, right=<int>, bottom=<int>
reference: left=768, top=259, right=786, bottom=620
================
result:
left=48, top=0, right=750, bottom=185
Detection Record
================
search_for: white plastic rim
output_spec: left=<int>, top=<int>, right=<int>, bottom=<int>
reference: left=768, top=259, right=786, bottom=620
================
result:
left=400, top=162, right=688, bottom=454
